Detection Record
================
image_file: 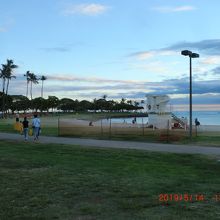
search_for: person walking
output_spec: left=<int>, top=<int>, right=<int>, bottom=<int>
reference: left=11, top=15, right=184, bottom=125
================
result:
left=32, top=114, right=41, bottom=140
left=22, top=117, right=29, bottom=140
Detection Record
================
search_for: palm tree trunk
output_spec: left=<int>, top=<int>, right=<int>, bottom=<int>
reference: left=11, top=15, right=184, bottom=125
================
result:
left=4, top=79, right=10, bottom=117
left=1, top=78, right=6, bottom=118
left=26, top=81, right=29, bottom=98
left=6, top=78, right=9, bottom=95
left=41, top=80, right=43, bottom=98
left=30, top=81, right=33, bottom=100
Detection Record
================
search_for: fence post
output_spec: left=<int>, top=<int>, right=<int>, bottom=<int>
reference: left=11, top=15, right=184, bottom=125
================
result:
left=167, top=119, right=170, bottom=143
left=101, top=119, right=103, bottom=136
left=195, top=125, right=197, bottom=137
left=58, top=116, right=60, bottom=136
left=142, top=118, right=144, bottom=136
left=109, top=117, right=112, bottom=139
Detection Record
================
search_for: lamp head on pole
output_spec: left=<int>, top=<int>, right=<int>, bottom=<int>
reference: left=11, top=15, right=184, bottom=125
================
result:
left=181, top=50, right=192, bottom=56
left=191, top=53, right=199, bottom=58
left=181, top=50, right=199, bottom=58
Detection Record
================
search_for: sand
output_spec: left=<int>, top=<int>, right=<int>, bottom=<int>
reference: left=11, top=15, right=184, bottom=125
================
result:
left=59, top=118, right=220, bottom=131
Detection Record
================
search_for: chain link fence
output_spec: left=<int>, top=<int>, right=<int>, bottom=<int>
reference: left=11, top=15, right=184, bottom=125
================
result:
left=57, top=117, right=192, bottom=142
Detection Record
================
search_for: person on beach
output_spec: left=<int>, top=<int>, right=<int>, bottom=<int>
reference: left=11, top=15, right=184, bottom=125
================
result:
left=32, top=114, right=41, bottom=140
left=195, top=118, right=200, bottom=126
left=22, top=117, right=29, bottom=140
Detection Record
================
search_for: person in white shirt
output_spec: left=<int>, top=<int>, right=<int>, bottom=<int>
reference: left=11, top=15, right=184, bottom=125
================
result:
left=32, top=114, right=41, bottom=140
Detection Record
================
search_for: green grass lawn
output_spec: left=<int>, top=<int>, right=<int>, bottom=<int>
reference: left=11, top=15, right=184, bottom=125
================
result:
left=0, top=140, right=220, bottom=220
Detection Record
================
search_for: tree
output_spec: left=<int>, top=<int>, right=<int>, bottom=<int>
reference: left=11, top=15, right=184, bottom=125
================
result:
left=121, top=98, right=126, bottom=104
left=127, top=100, right=132, bottom=105
left=3, top=60, right=18, bottom=96
left=29, top=73, right=39, bottom=100
left=31, top=97, right=47, bottom=113
left=40, top=75, right=47, bottom=98
left=134, top=101, right=139, bottom=107
left=92, top=98, right=97, bottom=112
left=9, top=95, right=30, bottom=113
left=0, top=59, right=18, bottom=117
left=78, top=100, right=93, bottom=111
left=102, top=94, right=107, bottom=100
left=24, top=71, right=31, bottom=98
left=0, top=65, right=7, bottom=97
left=47, top=96, right=59, bottom=112
left=58, top=98, right=75, bottom=112
left=119, top=98, right=127, bottom=112
left=107, top=100, right=116, bottom=112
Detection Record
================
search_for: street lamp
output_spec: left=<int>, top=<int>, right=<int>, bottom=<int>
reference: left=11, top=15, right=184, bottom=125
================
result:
left=181, top=50, right=199, bottom=140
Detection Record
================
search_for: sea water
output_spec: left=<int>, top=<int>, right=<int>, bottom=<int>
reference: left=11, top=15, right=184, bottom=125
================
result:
left=102, top=111, right=220, bottom=125
left=172, top=111, right=220, bottom=126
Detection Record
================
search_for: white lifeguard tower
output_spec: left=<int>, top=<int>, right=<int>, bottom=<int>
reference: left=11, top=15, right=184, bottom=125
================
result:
left=146, top=95, right=172, bottom=129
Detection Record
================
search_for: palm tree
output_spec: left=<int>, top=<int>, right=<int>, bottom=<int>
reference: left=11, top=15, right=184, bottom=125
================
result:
left=127, top=100, right=132, bottom=105
left=40, top=75, right=47, bottom=98
left=0, top=67, right=7, bottom=117
left=0, top=59, right=18, bottom=117
left=0, top=67, right=7, bottom=95
left=24, top=71, right=31, bottom=98
left=102, top=94, right=107, bottom=100
left=3, top=60, right=18, bottom=96
left=29, top=73, right=39, bottom=100
left=121, top=98, right=126, bottom=104
left=134, top=101, right=139, bottom=107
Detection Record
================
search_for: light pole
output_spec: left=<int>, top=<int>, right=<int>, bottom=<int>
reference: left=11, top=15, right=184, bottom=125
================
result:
left=181, top=50, right=199, bottom=140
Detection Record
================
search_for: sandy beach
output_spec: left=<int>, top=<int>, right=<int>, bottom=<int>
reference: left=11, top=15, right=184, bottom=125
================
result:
left=60, top=118, right=220, bottom=129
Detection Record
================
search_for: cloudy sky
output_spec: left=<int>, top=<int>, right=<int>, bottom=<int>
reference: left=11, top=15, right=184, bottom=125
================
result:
left=1, top=0, right=220, bottom=110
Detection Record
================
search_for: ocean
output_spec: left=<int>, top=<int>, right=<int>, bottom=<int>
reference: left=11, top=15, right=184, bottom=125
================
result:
left=173, top=111, right=220, bottom=126
left=102, top=111, right=220, bottom=126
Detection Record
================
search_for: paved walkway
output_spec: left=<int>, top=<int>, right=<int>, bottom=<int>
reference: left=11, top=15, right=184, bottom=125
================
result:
left=0, top=132, right=220, bottom=156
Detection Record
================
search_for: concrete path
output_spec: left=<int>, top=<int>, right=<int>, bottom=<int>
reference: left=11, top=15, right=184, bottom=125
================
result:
left=0, top=132, right=220, bottom=156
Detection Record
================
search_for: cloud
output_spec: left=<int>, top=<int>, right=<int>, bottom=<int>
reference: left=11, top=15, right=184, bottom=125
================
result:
left=63, top=3, right=109, bottom=16
left=9, top=73, right=220, bottom=105
left=48, top=75, right=140, bottom=84
left=129, top=50, right=178, bottom=60
left=43, top=75, right=220, bottom=100
left=170, top=93, right=220, bottom=105
left=41, top=47, right=71, bottom=52
left=152, top=5, right=196, bottom=13
left=44, top=82, right=170, bottom=93
left=166, top=39, right=220, bottom=55
left=163, top=78, right=220, bottom=95
left=129, top=39, right=220, bottom=62
left=211, top=66, right=220, bottom=75
left=129, top=51, right=155, bottom=60
left=200, top=56, right=220, bottom=65
left=104, top=91, right=220, bottom=105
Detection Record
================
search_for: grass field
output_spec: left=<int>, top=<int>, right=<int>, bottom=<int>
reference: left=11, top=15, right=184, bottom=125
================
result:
left=0, top=140, right=220, bottom=219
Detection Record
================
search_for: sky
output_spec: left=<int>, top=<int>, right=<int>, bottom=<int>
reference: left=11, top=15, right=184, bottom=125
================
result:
left=1, top=0, right=220, bottom=110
